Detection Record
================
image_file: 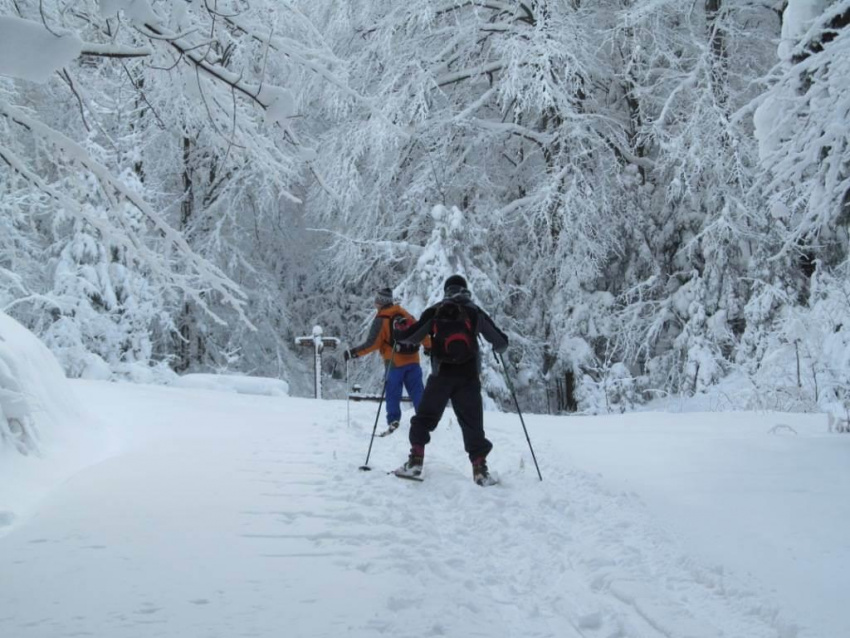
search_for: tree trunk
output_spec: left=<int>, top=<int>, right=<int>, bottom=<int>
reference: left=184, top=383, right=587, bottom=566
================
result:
left=706, top=0, right=728, bottom=107
left=564, top=370, right=578, bottom=412
left=175, top=135, right=200, bottom=373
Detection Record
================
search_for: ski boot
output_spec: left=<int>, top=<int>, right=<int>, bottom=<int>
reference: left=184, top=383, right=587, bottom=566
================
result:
left=394, top=446, right=424, bottom=480
left=472, top=457, right=498, bottom=486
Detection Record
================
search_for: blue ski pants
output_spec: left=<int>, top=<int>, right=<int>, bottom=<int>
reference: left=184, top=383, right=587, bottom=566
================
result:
left=385, top=362, right=424, bottom=424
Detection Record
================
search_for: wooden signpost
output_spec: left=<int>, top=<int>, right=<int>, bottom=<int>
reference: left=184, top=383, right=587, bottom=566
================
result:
left=295, top=325, right=339, bottom=399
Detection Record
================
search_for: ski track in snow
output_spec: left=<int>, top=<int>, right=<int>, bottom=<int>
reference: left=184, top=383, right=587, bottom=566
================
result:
left=0, top=383, right=801, bottom=638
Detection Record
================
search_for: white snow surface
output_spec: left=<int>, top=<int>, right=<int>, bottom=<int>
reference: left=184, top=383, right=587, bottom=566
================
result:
left=1, top=379, right=847, bottom=638
left=0, top=16, right=82, bottom=83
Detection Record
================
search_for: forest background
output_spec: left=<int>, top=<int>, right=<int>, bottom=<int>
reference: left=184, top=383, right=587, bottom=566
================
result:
left=1, top=0, right=849, bottom=418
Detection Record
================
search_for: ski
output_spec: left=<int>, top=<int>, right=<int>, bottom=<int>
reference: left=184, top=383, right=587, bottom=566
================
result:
left=389, top=470, right=424, bottom=482
left=386, top=469, right=500, bottom=485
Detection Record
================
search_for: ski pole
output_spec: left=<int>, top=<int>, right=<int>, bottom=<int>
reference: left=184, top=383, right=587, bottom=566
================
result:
left=497, top=351, right=543, bottom=481
left=345, top=358, right=350, bottom=428
left=359, top=347, right=397, bottom=471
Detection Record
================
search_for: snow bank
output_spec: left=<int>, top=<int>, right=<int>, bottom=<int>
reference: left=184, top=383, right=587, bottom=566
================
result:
left=171, top=373, right=290, bottom=397
left=0, top=16, right=82, bottom=83
left=0, top=313, right=79, bottom=456
left=0, top=312, right=110, bottom=534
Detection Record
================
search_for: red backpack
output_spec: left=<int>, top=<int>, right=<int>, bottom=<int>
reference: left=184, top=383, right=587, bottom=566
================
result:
left=388, top=314, right=419, bottom=355
left=430, top=301, right=477, bottom=364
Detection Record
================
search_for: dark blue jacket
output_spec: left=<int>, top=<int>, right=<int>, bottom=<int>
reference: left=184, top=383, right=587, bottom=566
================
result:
left=394, top=290, right=508, bottom=376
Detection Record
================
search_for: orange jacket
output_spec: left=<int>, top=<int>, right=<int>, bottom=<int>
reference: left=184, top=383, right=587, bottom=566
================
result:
left=351, top=304, right=431, bottom=367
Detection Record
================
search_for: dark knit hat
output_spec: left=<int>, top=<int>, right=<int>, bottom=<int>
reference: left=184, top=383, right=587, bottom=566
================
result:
left=443, top=274, right=468, bottom=292
left=374, top=287, right=394, bottom=306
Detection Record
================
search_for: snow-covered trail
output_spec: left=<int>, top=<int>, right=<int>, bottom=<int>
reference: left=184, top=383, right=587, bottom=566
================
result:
left=0, top=381, right=835, bottom=637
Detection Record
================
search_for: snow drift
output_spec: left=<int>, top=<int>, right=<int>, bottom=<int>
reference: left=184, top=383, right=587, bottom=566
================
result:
left=0, top=312, right=111, bottom=533
left=0, top=312, right=81, bottom=456
left=171, top=373, right=290, bottom=397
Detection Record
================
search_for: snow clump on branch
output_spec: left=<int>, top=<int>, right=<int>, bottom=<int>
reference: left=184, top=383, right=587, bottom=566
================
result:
left=0, top=16, right=82, bottom=83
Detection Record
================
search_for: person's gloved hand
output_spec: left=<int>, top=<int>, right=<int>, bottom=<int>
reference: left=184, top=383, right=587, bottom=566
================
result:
left=423, top=348, right=431, bottom=357
left=343, top=348, right=358, bottom=362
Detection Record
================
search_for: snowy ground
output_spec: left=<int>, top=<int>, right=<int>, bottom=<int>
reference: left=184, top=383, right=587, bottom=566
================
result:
left=1, top=380, right=847, bottom=638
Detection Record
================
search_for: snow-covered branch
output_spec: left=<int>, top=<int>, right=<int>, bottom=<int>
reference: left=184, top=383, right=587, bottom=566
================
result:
left=79, top=42, right=153, bottom=58
left=0, top=100, right=248, bottom=325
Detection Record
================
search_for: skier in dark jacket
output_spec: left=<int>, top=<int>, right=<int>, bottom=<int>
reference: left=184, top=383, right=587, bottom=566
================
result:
left=392, top=274, right=508, bottom=485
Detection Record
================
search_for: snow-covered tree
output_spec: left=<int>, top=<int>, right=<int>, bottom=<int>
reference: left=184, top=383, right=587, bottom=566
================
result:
left=754, top=0, right=850, bottom=269
left=743, top=0, right=850, bottom=421
left=602, top=0, right=778, bottom=400
left=0, top=0, right=351, bottom=377
left=1, top=0, right=846, bottom=413
left=301, top=0, right=782, bottom=410
left=300, top=0, right=638, bottom=406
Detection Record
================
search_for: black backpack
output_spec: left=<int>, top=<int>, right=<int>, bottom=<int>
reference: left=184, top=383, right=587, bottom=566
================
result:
left=430, top=301, right=477, bottom=364
left=388, top=314, right=419, bottom=355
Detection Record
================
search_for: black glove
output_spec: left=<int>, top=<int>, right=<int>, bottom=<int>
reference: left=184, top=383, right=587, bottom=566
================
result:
left=343, top=348, right=358, bottom=362
left=423, top=348, right=431, bottom=357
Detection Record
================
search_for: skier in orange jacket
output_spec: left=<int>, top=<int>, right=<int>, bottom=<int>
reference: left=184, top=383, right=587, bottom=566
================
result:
left=344, top=288, right=430, bottom=435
